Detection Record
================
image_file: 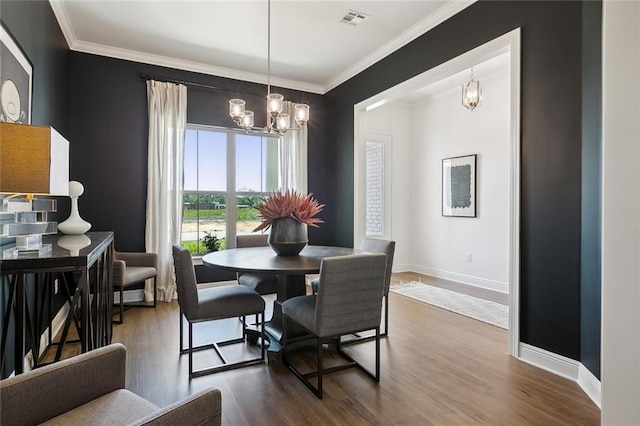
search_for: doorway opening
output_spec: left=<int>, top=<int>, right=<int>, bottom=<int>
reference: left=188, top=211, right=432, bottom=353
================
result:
left=354, top=28, right=521, bottom=355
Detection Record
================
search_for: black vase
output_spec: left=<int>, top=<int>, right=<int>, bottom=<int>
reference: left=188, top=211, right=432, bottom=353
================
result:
left=268, top=217, right=308, bottom=256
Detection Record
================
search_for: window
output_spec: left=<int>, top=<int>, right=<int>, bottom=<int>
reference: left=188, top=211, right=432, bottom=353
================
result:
left=182, top=125, right=279, bottom=254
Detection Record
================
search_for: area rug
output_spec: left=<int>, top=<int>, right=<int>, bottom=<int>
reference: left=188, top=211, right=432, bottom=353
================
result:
left=390, top=281, right=508, bottom=329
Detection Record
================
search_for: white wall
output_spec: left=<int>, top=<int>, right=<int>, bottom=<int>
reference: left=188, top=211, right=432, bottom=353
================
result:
left=410, top=65, right=510, bottom=291
left=601, top=0, right=640, bottom=423
left=363, top=60, right=510, bottom=292
left=361, top=102, right=412, bottom=270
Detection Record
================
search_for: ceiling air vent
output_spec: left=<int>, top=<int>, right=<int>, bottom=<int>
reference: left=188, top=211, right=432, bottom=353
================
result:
left=340, top=10, right=369, bottom=26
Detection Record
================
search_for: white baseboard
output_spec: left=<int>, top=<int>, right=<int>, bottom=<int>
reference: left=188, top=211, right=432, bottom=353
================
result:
left=113, top=289, right=145, bottom=304
left=408, top=264, right=509, bottom=294
left=519, top=343, right=601, bottom=408
left=519, top=343, right=580, bottom=381
left=578, top=363, right=602, bottom=409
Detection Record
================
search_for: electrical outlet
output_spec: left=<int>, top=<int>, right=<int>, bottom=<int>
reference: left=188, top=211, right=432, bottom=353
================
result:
left=54, top=279, right=59, bottom=294
left=466, top=253, right=472, bottom=263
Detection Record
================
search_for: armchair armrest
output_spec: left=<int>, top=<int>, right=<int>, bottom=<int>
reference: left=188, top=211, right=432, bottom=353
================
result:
left=113, top=258, right=127, bottom=286
left=115, top=251, right=158, bottom=269
left=0, top=343, right=127, bottom=426
left=133, top=388, right=222, bottom=426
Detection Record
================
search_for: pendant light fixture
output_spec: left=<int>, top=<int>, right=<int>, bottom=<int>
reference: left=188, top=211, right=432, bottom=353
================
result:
left=229, top=0, right=309, bottom=134
left=462, top=67, right=482, bottom=111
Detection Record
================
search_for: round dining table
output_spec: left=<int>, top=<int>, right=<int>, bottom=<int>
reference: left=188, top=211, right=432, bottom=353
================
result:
left=202, top=245, right=362, bottom=359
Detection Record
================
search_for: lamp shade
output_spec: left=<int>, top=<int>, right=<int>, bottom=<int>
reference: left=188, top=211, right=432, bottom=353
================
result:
left=0, top=122, right=69, bottom=195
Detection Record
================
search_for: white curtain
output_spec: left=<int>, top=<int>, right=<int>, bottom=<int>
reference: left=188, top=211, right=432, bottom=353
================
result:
left=278, top=101, right=308, bottom=192
left=145, top=80, right=187, bottom=302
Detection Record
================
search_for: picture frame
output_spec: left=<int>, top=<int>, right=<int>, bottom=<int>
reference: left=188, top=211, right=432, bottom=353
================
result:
left=442, top=154, right=477, bottom=217
left=1, top=20, right=33, bottom=124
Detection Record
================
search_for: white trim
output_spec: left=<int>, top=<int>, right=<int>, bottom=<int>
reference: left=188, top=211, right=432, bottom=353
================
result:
left=578, top=363, right=602, bottom=409
left=113, top=289, right=145, bottom=304
left=408, top=265, right=508, bottom=294
left=518, top=343, right=602, bottom=409
left=49, top=0, right=476, bottom=95
left=324, top=1, right=477, bottom=93
left=354, top=28, right=521, bottom=357
left=519, top=343, right=580, bottom=381
left=508, top=29, right=522, bottom=358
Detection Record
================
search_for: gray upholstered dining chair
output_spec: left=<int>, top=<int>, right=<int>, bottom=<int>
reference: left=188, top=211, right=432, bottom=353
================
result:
left=172, top=245, right=266, bottom=377
left=235, top=234, right=279, bottom=295
left=282, top=253, right=387, bottom=399
left=112, top=251, right=158, bottom=324
left=236, top=234, right=279, bottom=323
left=311, top=238, right=396, bottom=336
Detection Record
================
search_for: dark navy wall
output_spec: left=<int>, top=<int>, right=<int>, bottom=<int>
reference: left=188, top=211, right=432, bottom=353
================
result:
left=325, top=0, right=585, bottom=361
left=1, top=0, right=69, bottom=378
left=67, top=52, right=325, bottom=253
left=581, top=0, right=602, bottom=379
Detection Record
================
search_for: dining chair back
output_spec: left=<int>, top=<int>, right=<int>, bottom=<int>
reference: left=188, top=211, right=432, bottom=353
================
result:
left=282, top=253, right=387, bottom=398
left=172, top=245, right=266, bottom=377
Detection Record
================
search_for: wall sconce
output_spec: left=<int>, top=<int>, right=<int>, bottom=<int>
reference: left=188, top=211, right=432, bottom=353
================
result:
left=1, top=122, right=70, bottom=257
left=462, top=68, right=482, bottom=111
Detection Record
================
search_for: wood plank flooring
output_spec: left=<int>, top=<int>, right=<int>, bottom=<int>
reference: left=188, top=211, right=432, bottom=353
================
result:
left=57, top=273, right=600, bottom=425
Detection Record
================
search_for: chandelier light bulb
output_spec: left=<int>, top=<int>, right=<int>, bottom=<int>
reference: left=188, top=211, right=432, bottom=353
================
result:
left=229, top=99, right=246, bottom=122
left=241, top=111, right=254, bottom=130
left=294, top=104, right=310, bottom=125
left=266, top=93, right=284, bottom=117
left=276, top=113, right=290, bottom=133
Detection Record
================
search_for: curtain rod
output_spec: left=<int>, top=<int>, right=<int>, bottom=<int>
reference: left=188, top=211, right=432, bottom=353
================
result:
left=139, top=73, right=264, bottom=97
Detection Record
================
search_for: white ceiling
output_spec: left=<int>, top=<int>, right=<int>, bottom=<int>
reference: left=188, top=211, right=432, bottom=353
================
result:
left=49, top=0, right=475, bottom=94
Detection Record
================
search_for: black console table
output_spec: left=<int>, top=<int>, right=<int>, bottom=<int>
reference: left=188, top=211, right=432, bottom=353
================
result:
left=1, top=232, right=114, bottom=374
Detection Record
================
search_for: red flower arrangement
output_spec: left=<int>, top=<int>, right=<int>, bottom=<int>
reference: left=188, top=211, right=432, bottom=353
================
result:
left=253, top=190, right=324, bottom=232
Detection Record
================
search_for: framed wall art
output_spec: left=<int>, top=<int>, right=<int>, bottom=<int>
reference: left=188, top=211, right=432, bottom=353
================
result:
left=442, top=154, right=477, bottom=217
left=1, top=20, right=32, bottom=124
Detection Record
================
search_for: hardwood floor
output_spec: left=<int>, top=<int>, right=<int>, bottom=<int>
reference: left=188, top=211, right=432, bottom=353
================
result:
left=51, top=273, right=599, bottom=425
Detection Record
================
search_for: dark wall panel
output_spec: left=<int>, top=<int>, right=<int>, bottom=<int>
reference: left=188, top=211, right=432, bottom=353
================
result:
left=0, top=0, right=70, bottom=378
left=325, top=0, right=584, bottom=360
left=68, top=53, right=325, bottom=253
left=1, top=0, right=69, bottom=134
left=581, top=0, right=602, bottom=379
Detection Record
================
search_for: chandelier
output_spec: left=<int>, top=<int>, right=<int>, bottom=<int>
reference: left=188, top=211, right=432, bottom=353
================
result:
left=229, top=0, right=309, bottom=135
left=462, top=67, right=482, bottom=111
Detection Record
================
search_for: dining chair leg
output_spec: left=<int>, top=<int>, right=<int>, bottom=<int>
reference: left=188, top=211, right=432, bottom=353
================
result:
left=152, top=277, right=157, bottom=308
left=179, top=308, right=183, bottom=352
left=188, top=322, right=193, bottom=377
left=119, top=285, right=124, bottom=324
left=382, top=296, right=389, bottom=337
left=260, top=312, right=265, bottom=361
left=375, top=326, right=380, bottom=381
left=317, top=337, right=323, bottom=399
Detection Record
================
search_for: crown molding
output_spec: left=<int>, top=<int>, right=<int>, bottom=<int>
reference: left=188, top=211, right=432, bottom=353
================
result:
left=70, top=40, right=325, bottom=94
left=321, top=0, right=477, bottom=93
left=49, top=0, right=475, bottom=95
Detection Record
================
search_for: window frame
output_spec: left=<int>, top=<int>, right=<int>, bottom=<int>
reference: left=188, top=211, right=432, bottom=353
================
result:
left=183, top=124, right=278, bottom=253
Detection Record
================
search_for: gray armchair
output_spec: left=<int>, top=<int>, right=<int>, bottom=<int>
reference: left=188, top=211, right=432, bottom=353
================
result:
left=282, top=253, right=387, bottom=399
left=113, top=251, right=158, bottom=324
left=0, top=343, right=221, bottom=425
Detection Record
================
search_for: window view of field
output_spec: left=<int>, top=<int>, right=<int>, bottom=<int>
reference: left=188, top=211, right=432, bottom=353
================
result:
left=181, top=193, right=265, bottom=255
left=181, top=127, right=278, bottom=255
